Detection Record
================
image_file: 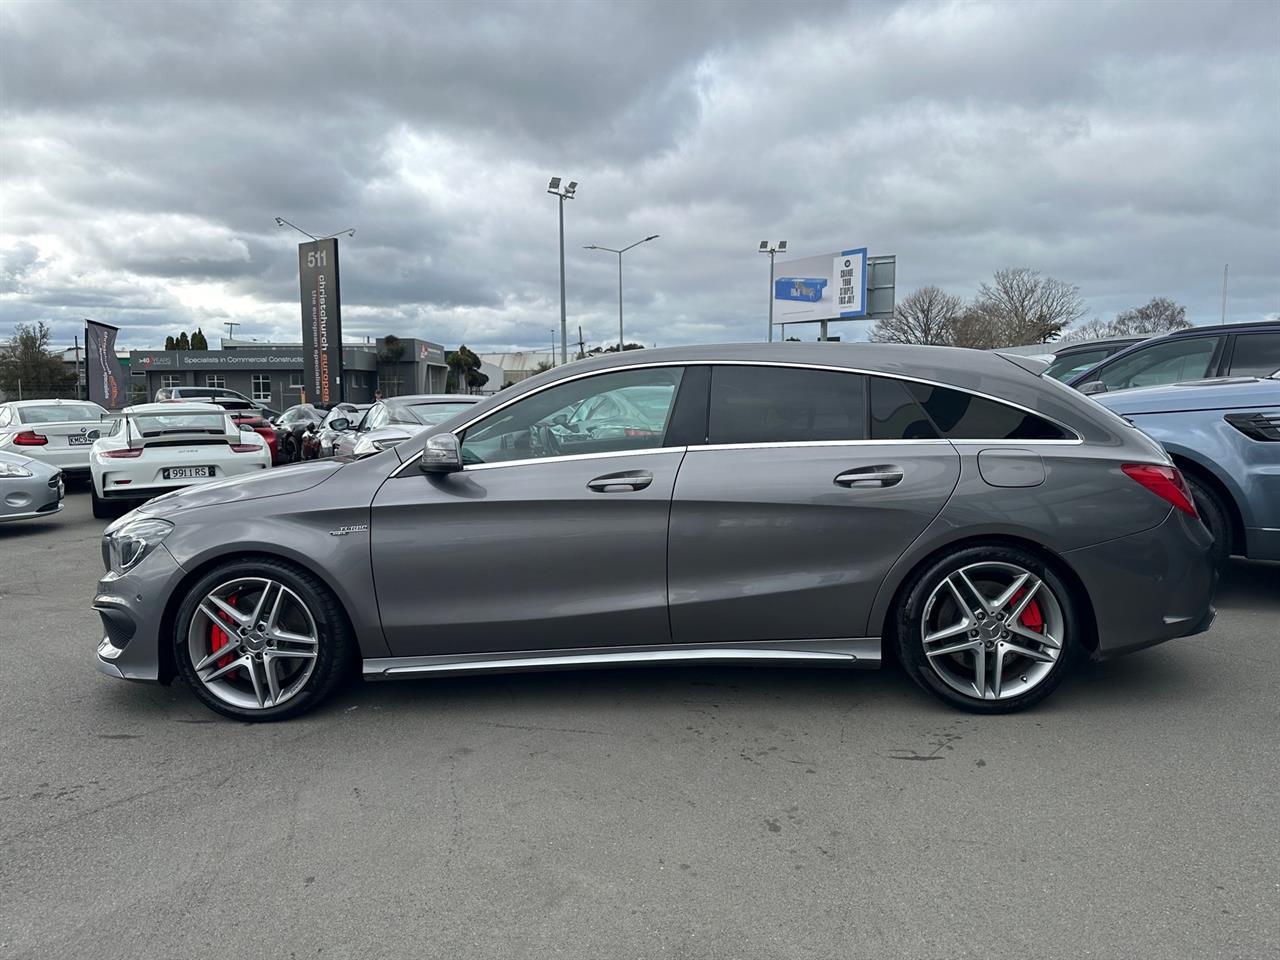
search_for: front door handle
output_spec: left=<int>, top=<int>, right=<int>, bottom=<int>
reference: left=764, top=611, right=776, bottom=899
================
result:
left=587, top=470, right=653, bottom=492
left=834, top=465, right=904, bottom=488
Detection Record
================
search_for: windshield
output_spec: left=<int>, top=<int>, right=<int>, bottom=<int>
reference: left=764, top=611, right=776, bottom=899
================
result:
left=130, top=413, right=228, bottom=436
left=1043, top=349, right=1111, bottom=382
left=18, top=403, right=106, bottom=423
left=406, top=401, right=475, bottom=427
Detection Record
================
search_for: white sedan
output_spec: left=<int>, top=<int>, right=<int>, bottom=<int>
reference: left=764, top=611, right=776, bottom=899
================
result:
left=90, top=402, right=271, bottom=518
left=0, top=398, right=110, bottom=479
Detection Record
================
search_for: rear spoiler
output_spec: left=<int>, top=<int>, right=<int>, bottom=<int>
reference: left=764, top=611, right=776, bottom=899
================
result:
left=105, top=410, right=239, bottom=451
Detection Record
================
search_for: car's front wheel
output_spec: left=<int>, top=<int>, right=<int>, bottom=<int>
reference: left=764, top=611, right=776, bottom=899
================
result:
left=172, top=558, right=354, bottom=721
left=895, top=545, right=1080, bottom=713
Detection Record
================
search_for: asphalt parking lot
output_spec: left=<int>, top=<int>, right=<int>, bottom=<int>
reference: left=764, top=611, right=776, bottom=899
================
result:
left=1, top=488, right=1276, bottom=960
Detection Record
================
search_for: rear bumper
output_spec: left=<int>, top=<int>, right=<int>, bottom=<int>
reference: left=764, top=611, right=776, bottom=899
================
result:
left=1244, top=527, right=1280, bottom=563
left=1065, top=508, right=1217, bottom=660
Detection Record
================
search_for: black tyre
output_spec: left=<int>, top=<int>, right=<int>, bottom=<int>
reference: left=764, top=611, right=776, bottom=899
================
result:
left=1184, top=474, right=1231, bottom=571
left=91, top=487, right=115, bottom=520
left=172, top=558, right=355, bottom=722
left=894, top=544, right=1080, bottom=713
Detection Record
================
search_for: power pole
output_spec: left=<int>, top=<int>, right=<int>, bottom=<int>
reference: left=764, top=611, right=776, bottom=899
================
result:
left=1220, top=264, right=1229, bottom=325
left=577, top=325, right=586, bottom=360
left=224, top=321, right=240, bottom=342
left=74, top=335, right=82, bottom=400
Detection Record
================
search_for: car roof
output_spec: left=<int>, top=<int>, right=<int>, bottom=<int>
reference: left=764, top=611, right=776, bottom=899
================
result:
left=1053, top=336, right=1146, bottom=355
left=6, top=398, right=106, bottom=408
left=387, top=394, right=483, bottom=404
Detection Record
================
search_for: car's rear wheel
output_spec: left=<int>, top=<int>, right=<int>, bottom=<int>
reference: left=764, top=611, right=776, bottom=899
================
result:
left=91, top=487, right=115, bottom=520
left=172, top=559, right=354, bottom=721
left=895, top=545, right=1079, bottom=713
left=1184, top=474, right=1231, bottom=571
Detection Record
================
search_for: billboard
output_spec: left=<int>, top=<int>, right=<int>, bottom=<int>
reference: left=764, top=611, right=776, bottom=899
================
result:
left=772, top=248, right=867, bottom=324
left=298, top=238, right=343, bottom=405
left=85, top=319, right=127, bottom=410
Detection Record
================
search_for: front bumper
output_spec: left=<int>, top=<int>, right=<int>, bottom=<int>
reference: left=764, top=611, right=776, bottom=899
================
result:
left=0, top=470, right=64, bottom=522
left=93, top=543, right=188, bottom=683
left=1065, top=508, right=1217, bottom=660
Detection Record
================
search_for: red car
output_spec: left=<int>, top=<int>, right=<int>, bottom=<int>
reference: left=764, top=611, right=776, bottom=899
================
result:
left=229, top=412, right=279, bottom=464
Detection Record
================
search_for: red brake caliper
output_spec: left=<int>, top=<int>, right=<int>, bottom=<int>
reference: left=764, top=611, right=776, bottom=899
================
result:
left=209, top=592, right=238, bottom=676
left=1010, top=588, right=1044, bottom=632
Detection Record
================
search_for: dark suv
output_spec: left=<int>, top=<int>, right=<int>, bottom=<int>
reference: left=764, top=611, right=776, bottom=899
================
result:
left=1068, top=322, right=1280, bottom=395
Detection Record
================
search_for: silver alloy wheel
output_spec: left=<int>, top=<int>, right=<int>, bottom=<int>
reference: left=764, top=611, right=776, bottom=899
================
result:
left=187, top=577, right=319, bottom=710
left=920, top=561, right=1064, bottom=701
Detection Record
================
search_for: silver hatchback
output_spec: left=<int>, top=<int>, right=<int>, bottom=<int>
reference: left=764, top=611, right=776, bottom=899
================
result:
left=93, top=343, right=1215, bottom=721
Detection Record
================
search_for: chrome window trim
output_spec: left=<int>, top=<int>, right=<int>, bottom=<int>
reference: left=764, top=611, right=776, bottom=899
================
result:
left=461, top=445, right=687, bottom=473
left=691, top=439, right=952, bottom=452
left=390, top=358, right=1083, bottom=477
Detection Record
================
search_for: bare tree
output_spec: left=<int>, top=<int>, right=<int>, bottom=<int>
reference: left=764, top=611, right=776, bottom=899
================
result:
left=869, top=286, right=962, bottom=345
left=948, top=304, right=1005, bottom=350
left=974, top=268, right=1087, bottom=346
left=1111, top=297, right=1190, bottom=336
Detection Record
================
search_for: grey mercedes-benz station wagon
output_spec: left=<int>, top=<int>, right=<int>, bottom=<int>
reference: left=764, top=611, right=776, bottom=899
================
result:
left=94, top=343, right=1216, bottom=721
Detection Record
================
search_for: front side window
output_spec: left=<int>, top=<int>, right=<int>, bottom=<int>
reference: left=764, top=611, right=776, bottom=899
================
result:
left=251, top=374, right=271, bottom=401
left=364, top=403, right=391, bottom=431
left=1227, top=332, right=1280, bottom=378
left=905, top=382, right=1071, bottom=440
left=461, top=367, right=683, bottom=465
left=0, top=406, right=11, bottom=428
left=709, top=366, right=866, bottom=445
left=1089, top=337, right=1221, bottom=391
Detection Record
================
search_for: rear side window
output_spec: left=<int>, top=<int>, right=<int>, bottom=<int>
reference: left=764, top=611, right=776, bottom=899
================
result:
left=1228, top=333, right=1280, bottom=377
left=1090, top=336, right=1221, bottom=390
left=870, top=377, right=939, bottom=440
left=709, top=366, right=866, bottom=444
left=905, top=382, right=1071, bottom=440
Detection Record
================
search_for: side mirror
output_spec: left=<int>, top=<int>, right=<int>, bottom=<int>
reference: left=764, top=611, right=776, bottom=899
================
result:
left=1079, top=381, right=1109, bottom=396
left=329, top=418, right=350, bottom=432
left=419, top=433, right=462, bottom=474
left=239, top=422, right=255, bottom=432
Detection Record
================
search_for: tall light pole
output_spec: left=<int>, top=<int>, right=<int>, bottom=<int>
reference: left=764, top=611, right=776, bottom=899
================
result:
left=758, top=240, right=787, bottom=342
left=547, top=178, right=577, bottom=364
left=584, top=235, right=659, bottom=351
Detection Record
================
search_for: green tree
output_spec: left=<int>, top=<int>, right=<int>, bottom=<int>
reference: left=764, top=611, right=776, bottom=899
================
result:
left=164, top=335, right=177, bottom=351
left=0, top=321, right=77, bottom=399
left=446, top=344, right=488, bottom=393
left=190, top=328, right=209, bottom=350
left=176, top=331, right=191, bottom=351
left=379, top=335, right=405, bottom=363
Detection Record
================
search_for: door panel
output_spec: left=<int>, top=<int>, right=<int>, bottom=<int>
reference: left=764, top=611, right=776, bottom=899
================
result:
left=370, top=449, right=684, bottom=657
left=668, top=442, right=960, bottom=643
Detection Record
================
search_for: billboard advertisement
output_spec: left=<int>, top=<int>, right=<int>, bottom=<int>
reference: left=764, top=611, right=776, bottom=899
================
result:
left=85, top=319, right=127, bottom=410
left=771, top=247, right=867, bottom=324
left=298, top=238, right=343, bottom=405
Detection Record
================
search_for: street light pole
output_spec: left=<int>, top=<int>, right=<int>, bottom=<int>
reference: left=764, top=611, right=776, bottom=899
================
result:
left=758, top=241, right=787, bottom=342
left=547, top=178, right=578, bottom=365
left=584, top=235, right=659, bottom=350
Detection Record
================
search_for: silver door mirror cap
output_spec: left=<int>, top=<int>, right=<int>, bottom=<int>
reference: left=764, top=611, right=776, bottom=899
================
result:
left=419, top=433, right=462, bottom=473
left=1079, top=380, right=1109, bottom=396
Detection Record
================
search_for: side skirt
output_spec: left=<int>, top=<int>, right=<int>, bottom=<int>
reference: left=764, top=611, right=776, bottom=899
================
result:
left=363, top=638, right=881, bottom=680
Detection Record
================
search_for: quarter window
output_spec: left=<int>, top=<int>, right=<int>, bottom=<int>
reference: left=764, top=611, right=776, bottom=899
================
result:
left=251, top=374, right=271, bottom=402
left=905, top=382, right=1071, bottom=440
left=870, top=377, right=939, bottom=440
left=708, top=366, right=866, bottom=444
left=461, top=367, right=683, bottom=465
left=1227, top=333, right=1280, bottom=378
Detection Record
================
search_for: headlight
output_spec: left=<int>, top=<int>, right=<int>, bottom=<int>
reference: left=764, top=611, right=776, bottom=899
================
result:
left=102, top=516, right=174, bottom=575
left=0, top=461, right=34, bottom=478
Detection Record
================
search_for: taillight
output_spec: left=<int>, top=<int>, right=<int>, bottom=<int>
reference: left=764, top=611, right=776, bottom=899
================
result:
left=101, top=447, right=143, bottom=459
left=1122, top=463, right=1198, bottom=517
left=1224, top=411, right=1280, bottom=442
left=13, top=430, right=48, bottom=446
left=229, top=443, right=260, bottom=453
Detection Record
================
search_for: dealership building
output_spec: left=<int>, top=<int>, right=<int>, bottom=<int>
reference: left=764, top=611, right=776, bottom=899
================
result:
left=127, top=337, right=449, bottom=410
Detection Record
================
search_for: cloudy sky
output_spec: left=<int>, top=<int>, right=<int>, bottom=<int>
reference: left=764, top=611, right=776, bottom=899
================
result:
left=1, top=0, right=1277, bottom=353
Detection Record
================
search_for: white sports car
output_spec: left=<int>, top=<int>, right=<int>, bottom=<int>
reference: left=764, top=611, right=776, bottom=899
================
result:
left=89, top=403, right=271, bottom=518
left=0, top=398, right=110, bottom=480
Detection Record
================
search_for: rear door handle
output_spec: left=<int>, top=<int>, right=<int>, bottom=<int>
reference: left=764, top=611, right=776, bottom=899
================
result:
left=834, top=465, right=904, bottom=488
left=587, top=471, right=653, bottom=492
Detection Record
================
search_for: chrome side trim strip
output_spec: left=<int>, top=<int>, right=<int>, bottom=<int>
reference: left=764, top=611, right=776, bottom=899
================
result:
left=363, top=638, right=881, bottom=678
left=460, top=445, right=686, bottom=473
